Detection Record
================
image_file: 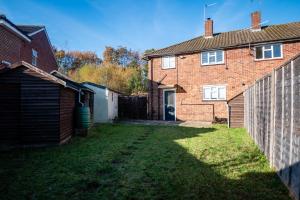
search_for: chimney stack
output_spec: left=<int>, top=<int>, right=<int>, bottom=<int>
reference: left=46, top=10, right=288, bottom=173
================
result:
left=251, top=11, right=261, bottom=31
left=204, top=18, right=213, bottom=38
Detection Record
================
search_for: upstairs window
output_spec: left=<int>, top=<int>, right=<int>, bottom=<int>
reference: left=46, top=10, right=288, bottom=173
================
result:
left=255, top=44, right=282, bottom=60
left=162, top=56, right=175, bottom=69
left=201, top=50, right=224, bottom=65
left=203, top=85, right=226, bottom=100
left=32, top=49, right=38, bottom=66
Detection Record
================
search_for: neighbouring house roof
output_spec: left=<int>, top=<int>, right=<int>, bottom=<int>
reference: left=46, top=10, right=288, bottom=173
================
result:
left=82, top=82, right=121, bottom=94
left=0, top=14, right=31, bottom=42
left=0, top=61, right=77, bottom=91
left=0, top=15, right=46, bottom=39
left=16, top=25, right=45, bottom=35
left=145, top=22, right=300, bottom=58
left=1, top=14, right=59, bottom=69
left=50, top=71, right=94, bottom=94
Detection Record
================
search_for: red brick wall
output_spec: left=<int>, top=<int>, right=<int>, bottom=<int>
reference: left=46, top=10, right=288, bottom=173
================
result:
left=148, top=41, right=300, bottom=121
left=0, top=26, right=58, bottom=72
left=21, top=30, right=58, bottom=72
left=0, top=27, right=24, bottom=64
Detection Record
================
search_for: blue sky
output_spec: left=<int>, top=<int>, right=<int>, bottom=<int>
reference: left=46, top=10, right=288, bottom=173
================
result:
left=1, top=0, right=300, bottom=57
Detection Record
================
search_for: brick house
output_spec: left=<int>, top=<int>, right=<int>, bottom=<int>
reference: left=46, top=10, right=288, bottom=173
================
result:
left=145, top=11, right=300, bottom=123
left=0, top=15, right=58, bottom=72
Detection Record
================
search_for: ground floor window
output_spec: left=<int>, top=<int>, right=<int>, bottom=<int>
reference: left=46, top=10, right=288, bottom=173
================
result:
left=203, top=85, right=226, bottom=100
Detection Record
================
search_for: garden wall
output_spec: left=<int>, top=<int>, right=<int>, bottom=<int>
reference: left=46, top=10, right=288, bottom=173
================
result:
left=244, top=54, right=300, bottom=200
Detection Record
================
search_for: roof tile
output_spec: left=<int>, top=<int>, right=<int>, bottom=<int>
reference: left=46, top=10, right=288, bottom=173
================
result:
left=145, top=22, right=300, bottom=57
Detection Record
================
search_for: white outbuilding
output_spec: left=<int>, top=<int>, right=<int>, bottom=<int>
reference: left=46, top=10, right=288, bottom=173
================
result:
left=82, top=82, right=119, bottom=123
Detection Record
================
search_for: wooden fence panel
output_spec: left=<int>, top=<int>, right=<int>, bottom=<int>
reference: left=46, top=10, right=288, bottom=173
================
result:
left=118, top=95, right=148, bottom=120
left=291, top=57, right=300, bottom=199
left=244, top=55, right=300, bottom=200
left=281, top=63, right=292, bottom=186
left=274, top=67, right=283, bottom=170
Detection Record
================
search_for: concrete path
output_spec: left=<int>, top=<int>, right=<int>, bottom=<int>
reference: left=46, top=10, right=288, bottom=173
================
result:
left=119, top=120, right=212, bottom=128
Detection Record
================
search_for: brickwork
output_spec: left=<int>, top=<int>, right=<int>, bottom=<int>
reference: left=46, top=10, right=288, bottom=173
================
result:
left=0, top=28, right=23, bottom=64
left=204, top=19, right=213, bottom=38
left=251, top=11, right=261, bottom=30
left=148, top=41, right=300, bottom=121
left=21, top=30, right=58, bottom=72
left=0, top=26, right=58, bottom=72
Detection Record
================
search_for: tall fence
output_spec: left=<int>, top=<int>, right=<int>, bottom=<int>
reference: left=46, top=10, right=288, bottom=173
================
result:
left=244, top=54, right=300, bottom=200
left=118, top=95, right=148, bottom=120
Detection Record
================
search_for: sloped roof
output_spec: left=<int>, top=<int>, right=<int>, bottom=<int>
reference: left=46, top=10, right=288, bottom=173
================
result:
left=0, top=61, right=77, bottom=91
left=0, top=15, right=45, bottom=38
left=0, top=14, right=31, bottom=41
left=82, top=82, right=121, bottom=94
left=16, top=25, right=44, bottom=35
left=51, top=71, right=94, bottom=93
left=145, top=22, right=300, bottom=58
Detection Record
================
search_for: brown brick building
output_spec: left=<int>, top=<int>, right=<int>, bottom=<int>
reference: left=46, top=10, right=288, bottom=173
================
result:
left=145, top=11, right=300, bottom=122
left=0, top=15, right=58, bottom=72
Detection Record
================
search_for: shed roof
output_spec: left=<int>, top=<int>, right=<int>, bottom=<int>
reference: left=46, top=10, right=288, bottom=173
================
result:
left=145, top=21, right=300, bottom=58
left=50, top=71, right=94, bottom=93
left=0, top=61, right=77, bottom=91
left=82, top=82, right=121, bottom=94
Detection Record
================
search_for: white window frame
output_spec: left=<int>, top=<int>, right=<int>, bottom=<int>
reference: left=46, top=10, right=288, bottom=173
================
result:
left=255, top=43, right=283, bottom=61
left=162, top=56, right=176, bottom=69
left=203, top=85, right=226, bottom=101
left=201, top=50, right=224, bottom=66
left=32, top=49, right=38, bottom=66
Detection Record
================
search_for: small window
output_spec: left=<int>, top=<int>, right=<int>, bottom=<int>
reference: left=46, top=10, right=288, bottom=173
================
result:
left=273, top=44, right=282, bottom=57
left=203, top=85, right=226, bottom=100
left=201, top=50, right=224, bottom=65
left=255, top=43, right=282, bottom=60
left=32, top=49, right=38, bottom=66
left=255, top=47, right=263, bottom=59
left=162, top=56, right=175, bottom=69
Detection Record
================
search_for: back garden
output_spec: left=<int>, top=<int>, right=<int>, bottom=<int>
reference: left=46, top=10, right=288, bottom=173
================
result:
left=0, top=124, right=290, bottom=200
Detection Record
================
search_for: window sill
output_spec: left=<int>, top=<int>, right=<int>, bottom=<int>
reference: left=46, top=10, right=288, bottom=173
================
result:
left=161, top=67, right=176, bottom=70
left=201, top=62, right=225, bottom=66
left=203, top=99, right=227, bottom=102
left=254, top=57, right=283, bottom=62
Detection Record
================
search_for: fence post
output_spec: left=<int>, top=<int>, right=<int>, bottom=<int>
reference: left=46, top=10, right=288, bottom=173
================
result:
left=270, top=69, right=276, bottom=167
left=280, top=67, right=285, bottom=171
left=254, top=82, right=257, bottom=142
left=289, top=60, right=294, bottom=167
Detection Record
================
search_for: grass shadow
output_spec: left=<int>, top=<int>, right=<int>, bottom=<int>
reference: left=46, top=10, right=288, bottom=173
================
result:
left=0, top=124, right=291, bottom=200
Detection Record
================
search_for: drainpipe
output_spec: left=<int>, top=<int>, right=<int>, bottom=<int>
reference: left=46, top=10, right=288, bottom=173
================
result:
left=158, top=88, right=160, bottom=120
left=78, top=89, right=84, bottom=107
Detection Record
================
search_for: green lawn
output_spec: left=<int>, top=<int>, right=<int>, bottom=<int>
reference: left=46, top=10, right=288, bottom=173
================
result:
left=0, top=124, right=290, bottom=200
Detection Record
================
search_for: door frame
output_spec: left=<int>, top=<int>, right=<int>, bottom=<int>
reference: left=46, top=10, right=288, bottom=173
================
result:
left=163, top=89, right=176, bottom=121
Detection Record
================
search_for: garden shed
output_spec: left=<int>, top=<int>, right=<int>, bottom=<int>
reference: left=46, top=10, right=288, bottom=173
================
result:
left=0, top=61, right=78, bottom=149
left=51, top=71, right=95, bottom=119
left=82, top=82, right=119, bottom=122
left=51, top=71, right=95, bottom=135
